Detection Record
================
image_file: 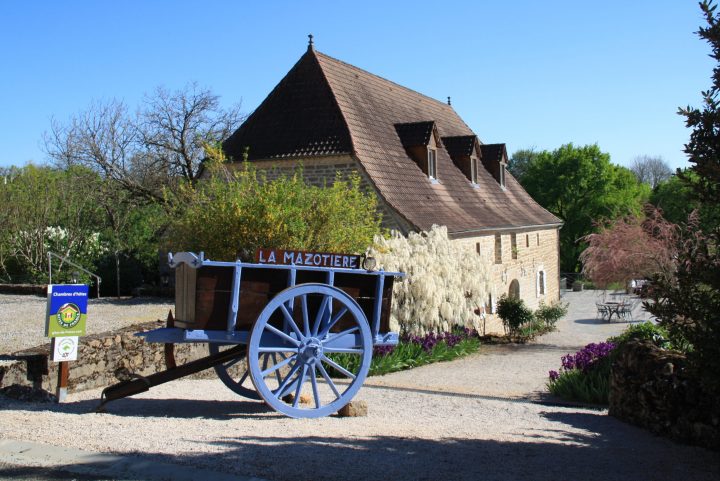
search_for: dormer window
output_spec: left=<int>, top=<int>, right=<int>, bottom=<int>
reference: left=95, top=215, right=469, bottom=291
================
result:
left=428, top=149, right=437, bottom=180
left=480, top=143, right=509, bottom=189
left=395, top=121, right=441, bottom=182
left=470, top=156, right=478, bottom=184
left=442, top=135, right=480, bottom=185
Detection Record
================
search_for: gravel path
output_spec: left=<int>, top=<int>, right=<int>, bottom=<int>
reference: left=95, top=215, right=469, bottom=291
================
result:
left=1, top=290, right=719, bottom=481
left=0, top=294, right=173, bottom=354
left=366, top=290, right=646, bottom=399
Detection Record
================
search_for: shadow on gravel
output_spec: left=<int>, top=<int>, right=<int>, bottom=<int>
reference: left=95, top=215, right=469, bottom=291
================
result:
left=130, top=431, right=719, bottom=481
left=0, top=396, right=272, bottom=420
left=573, top=318, right=634, bottom=326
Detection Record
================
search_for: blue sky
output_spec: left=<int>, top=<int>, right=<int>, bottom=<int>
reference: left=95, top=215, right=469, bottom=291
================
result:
left=0, top=1, right=713, bottom=170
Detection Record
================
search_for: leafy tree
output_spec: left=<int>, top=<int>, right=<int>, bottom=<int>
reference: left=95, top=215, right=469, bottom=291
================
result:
left=519, top=143, right=650, bottom=272
left=508, top=148, right=538, bottom=181
left=0, top=164, right=105, bottom=283
left=630, top=155, right=673, bottom=188
left=650, top=170, right=720, bottom=229
left=165, top=146, right=382, bottom=261
left=580, top=208, right=678, bottom=289
left=647, top=0, right=720, bottom=395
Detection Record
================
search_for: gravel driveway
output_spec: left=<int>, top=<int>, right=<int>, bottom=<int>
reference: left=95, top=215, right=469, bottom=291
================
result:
left=1, top=290, right=718, bottom=481
left=0, top=294, right=173, bottom=354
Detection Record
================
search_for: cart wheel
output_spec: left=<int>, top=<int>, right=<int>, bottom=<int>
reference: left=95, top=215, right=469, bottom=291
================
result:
left=248, top=283, right=372, bottom=418
left=209, top=344, right=262, bottom=400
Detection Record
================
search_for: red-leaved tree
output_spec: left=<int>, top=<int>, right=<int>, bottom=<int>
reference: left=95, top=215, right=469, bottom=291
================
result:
left=579, top=207, right=678, bottom=289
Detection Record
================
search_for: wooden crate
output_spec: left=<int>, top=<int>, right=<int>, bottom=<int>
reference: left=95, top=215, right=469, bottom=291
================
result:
left=174, top=265, right=394, bottom=333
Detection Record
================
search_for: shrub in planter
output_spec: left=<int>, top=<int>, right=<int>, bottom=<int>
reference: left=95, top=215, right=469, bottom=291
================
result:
left=496, top=295, right=535, bottom=335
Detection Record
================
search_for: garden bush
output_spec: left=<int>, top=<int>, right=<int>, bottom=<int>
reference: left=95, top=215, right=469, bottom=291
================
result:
left=166, top=148, right=382, bottom=260
left=547, top=342, right=616, bottom=404
left=548, top=321, right=681, bottom=405
left=496, top=295, right=535, bottom=335
left=535, top=300, right=569, bottom=327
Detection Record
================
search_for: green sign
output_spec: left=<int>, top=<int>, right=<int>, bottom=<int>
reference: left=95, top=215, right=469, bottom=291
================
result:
left=45, top=284, right=88, bottom=337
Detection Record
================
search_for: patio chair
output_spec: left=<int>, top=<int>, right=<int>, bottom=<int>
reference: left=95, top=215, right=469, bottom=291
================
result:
left=596, top=303, right=610, bottom=321
left=619, top=300, right=635, bottom=321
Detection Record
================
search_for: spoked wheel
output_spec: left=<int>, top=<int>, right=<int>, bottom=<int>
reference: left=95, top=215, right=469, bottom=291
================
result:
left=209, top=344, right=263, bottom=399
left=248, top=283, right=372, bottom=418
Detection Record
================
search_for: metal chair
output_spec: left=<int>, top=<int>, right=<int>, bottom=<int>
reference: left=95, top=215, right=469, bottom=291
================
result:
left=619, top=300, right=637, bottom=322
left=596, top=303, right=610, bottom=321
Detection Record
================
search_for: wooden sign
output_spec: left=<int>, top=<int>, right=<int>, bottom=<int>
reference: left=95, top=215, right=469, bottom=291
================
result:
left=255, top=248, right=361, bottom=269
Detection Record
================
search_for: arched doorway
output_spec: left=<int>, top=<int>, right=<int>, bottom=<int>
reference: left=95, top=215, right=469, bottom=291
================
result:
left=509, top=279, right=520, bottom=299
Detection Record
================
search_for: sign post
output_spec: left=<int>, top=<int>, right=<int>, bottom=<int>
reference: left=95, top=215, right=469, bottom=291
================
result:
left=45, top=284, right=88, bottom=402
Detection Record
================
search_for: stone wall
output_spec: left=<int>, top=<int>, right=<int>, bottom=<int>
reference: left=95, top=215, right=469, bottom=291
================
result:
left=609, top=340, right=720, bottom=451
left=0, top=321, right=221, bottom=396
left=454, top=227, right=561, bottom=334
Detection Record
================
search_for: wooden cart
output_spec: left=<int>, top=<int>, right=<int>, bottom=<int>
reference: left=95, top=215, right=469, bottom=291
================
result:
left=99, top=251, right=403, bottom=418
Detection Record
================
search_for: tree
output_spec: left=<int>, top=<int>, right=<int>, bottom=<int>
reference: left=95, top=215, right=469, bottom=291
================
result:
left=580, top=208, right=678, bottom=290
left=0, top=164, right=105, bottom=283
left=647, top=0, right=720, bottom=395
left=508, top=148, right=538, bottom=181
left=650, top=170, right=720, bottom=229
left=678, top=3, right=720, bottom=204
left=45, top=83, right=243, bottom=203
left=630, top=155, right=673, bottom=188
left=519, top=143, right=650, bottom=272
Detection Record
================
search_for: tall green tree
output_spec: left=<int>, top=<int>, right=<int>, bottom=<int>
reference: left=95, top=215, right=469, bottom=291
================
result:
left=650, top=170, right=720, bottom=229
left=647, top=0, right=720, bottom=397
left=519, top=143, right=650, bottom=272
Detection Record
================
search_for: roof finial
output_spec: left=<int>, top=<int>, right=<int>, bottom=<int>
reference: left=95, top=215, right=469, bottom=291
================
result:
left=447, top=96, right=452, bottom=106
left=308, top=34, right=314, bottom=51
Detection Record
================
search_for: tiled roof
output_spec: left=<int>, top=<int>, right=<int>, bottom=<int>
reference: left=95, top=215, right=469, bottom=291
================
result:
left=480, top=144, right=506, bottom=163
left=224, top=48, right=562, bottom=234
left=443, top=136, right=477, bottom=157
left=395, top=122, right=437, bottom=148
left=223, top=52, right=352, bottom=160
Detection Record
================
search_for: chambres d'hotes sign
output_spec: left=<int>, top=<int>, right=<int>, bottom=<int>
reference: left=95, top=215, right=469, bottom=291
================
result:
left=255, top=248, right=360, bottom=269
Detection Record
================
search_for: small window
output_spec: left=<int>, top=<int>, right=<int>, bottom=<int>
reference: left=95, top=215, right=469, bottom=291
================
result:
left=428, top=149, right=437, bottom=179
left=538, top=270, right=546, bottom=296
left=470, top=157, right=478, bottom=184
left=476, top=242, right=481, bottom=254
left=536, top=233, right=540, bottom=246
left=500, top=164, right=506, bottom=188
left=511, top=233, right=517, bottom=260
left=526, top=234, right=529, bottom=248
left=494, top=234, right=502, bottom=264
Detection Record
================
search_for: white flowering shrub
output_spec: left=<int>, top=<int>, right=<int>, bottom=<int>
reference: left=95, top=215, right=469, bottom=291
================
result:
left=368, top=225, right=492, bottom=335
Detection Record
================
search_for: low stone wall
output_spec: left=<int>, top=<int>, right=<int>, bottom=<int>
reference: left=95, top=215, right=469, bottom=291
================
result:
left=609, top=340, right=720, bottom=451
left=0, top=321, right=222, bottom=395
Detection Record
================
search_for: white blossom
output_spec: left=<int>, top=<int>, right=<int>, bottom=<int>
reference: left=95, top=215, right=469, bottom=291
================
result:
left=368, top=225, right=492, bottom=335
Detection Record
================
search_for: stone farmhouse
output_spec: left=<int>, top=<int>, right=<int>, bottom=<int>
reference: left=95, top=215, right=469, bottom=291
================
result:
left=222, top=40, right=563, bottom=321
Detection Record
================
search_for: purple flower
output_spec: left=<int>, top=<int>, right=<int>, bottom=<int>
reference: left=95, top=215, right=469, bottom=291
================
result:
left=549, top=370, right=559, bottom=381
left=555, top=342, right=616, bottom=374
